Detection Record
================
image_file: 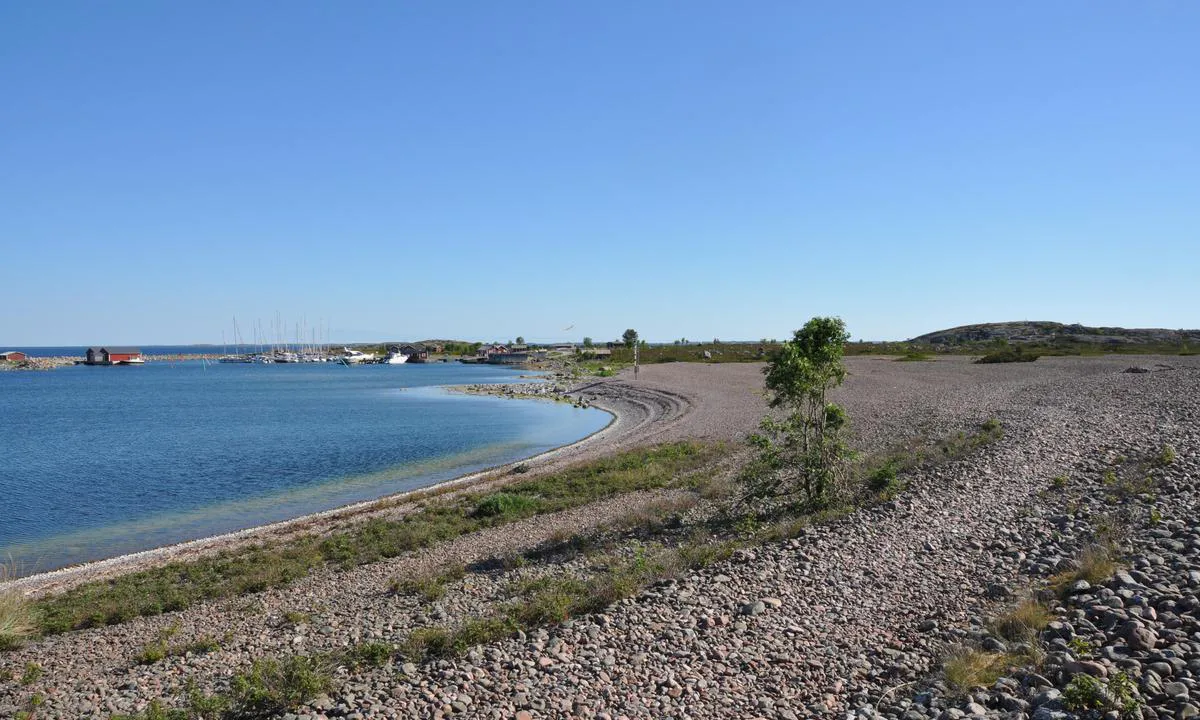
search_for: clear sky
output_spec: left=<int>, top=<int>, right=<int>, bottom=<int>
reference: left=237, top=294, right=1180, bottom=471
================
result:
left=2, top=2, right=1197, bottom=346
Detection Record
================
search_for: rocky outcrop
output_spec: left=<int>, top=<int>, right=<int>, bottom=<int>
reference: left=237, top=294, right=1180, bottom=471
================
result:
left=909, top=322, right=1200, bottom=347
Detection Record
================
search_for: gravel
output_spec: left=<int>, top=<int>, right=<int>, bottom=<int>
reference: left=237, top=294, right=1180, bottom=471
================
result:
left=1, top=355, right=1197, bottom=719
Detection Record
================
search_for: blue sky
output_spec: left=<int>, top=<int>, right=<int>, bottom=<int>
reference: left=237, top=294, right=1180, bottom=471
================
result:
left=2, top=2, right=1197, bottom=346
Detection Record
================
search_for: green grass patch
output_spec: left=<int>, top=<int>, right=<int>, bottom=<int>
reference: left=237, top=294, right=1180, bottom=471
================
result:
left=975, top=347, right=1039, bottom=364
left=35, top=442, right=722, bottom=635
left=0, top=565, right=35, bottom=651
left=389, top=564, right=466, bottom=603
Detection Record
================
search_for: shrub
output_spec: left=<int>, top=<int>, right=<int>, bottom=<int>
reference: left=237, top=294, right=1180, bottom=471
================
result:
left=228, top=655, right=333, bottom=718
left=1063, top=673, right=1107, bottom=712
left=743, top=317, right=854, bottom=508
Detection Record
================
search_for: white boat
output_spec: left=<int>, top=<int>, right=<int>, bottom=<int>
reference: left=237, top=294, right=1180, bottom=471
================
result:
left=340, top=348, right=376, bottom=363
left=383, top=349, right=409, bottom=364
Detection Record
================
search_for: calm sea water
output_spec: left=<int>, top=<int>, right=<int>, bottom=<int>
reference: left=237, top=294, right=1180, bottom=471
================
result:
left=0, top=361, right=609, bottom=575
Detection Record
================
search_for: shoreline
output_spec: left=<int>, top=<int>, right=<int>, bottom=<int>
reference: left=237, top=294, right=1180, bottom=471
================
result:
left=3, top=378, right=642, bottom=596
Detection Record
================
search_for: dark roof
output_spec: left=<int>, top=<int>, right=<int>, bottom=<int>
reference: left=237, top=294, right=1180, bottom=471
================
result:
left=89, top=347, right=141, bottom=354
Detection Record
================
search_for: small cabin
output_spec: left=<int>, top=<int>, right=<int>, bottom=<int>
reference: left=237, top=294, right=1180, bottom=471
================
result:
left=0, top=351, right=27, bottom=362
left=85, top=347, right=143, bottom=365
left=400, top=343, right=429, bottom=363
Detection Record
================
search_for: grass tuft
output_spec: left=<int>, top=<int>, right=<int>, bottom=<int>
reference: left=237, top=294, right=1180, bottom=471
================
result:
left=943, top=647, right=1017, bottom=694
left=992, top=598, right=1051, bottom=642
left=0, top=565, right=36, bottom=651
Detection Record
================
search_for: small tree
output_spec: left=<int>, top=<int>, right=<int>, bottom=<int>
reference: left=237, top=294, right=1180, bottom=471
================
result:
left=582, top=337, right=593, bottom=348
left=516, top=336, right=524, bottom=345
left=743, top=316, right=853, bottom=509
left=622, top=329, right=639, bottom=348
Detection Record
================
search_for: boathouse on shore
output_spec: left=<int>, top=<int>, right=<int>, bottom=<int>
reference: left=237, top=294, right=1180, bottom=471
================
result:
left=85, top=347, right=143, bottom=365
left=0, top=351, right=27, bottom=362
left=400, top=343, right=429, bottom=363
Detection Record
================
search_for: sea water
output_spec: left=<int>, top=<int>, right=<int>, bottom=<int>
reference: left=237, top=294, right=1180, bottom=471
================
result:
left=0, top=361, right=609, bottom=574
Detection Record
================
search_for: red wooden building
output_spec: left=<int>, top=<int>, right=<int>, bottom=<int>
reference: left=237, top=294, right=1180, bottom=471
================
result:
left=85, top=347, right=143, bottom=365
left=0, top=350, right=26, bottom=362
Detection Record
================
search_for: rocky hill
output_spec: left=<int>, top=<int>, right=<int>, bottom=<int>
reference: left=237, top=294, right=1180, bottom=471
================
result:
left=910, top=321, right=1200, bottom=347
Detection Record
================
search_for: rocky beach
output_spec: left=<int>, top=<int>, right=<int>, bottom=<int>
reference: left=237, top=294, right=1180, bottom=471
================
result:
left=1, top=356, right=1198, bottom=720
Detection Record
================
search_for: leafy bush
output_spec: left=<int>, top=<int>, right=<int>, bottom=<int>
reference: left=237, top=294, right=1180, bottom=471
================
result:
left=1063, top=673, right=1108, bottom=712
left=743, top=317, right=854, bottom=508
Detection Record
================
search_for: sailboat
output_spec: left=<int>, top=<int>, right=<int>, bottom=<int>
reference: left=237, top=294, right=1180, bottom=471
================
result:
left=218, top=320, right=254, bottom=362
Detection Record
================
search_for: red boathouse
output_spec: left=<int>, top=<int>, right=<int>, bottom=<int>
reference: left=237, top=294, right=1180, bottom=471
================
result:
left=85, top=347, right=143, bottom=365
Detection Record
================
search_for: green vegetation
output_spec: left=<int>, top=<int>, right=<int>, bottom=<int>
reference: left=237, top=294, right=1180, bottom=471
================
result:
left=1064, top=672, right=1140, bottom=717
left=35, top=442, right=722, bottom=634
left=742, top=317, right=854, bottom=508
left=1156, top=443, right=1177, bottom=466
left=0, top=565, right=35, bottom=650
left=622, top=328, right=639, bottom=348
left=134, top=625, right=222, bottom=665
left=894, top=349, right=933, bottom=362
left=389, top=565, right=466, bottom=603
left=20, top=661, right=42, bottom=686
left=1068, top=636, right=1095, bottom=657
left=229, top=655, right=334, bottom=718
left=403, top=539, right=735, bottom=663
left=345, top=642, right=395, bottom=669
left=975, top=346, right=1039, bottom=364
left=473, top=492, right=540, bottom=518
left=280, top=610, right=309, bottom=627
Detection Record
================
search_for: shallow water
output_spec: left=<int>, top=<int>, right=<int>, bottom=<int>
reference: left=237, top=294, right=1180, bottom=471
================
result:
left=0, top=361, right=609, bottom=574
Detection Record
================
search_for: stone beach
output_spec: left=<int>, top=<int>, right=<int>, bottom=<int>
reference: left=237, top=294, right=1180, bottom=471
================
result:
left=1, top=356, right=1198, bottom=719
